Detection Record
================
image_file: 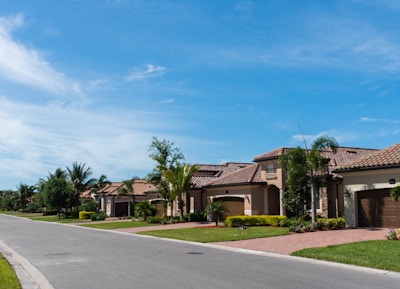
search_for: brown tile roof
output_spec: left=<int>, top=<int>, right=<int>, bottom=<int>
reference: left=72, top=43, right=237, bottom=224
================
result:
left=205, top=164, right=265, bottom=187
left=191, top=162, right=254, bottom=188
left=253, top=146, right=376, bottom=168
left=253, top=148, right=285, bottom=162
left=334, top=143, right=400, bottom=172
left=83, top=180, right=156, bottom=197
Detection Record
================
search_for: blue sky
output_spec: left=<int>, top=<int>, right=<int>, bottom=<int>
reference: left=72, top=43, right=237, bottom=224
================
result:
left=1, top=0, right=400, bottom=189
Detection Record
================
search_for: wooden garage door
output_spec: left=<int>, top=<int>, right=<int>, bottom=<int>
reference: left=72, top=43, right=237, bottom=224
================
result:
left=357, top=189, right=400, bottom=228
left=217, top=197, right=244, bottom=218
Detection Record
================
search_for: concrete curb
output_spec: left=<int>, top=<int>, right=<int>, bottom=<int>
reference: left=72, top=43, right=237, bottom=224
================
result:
left=0, top=240, right=54, bottom=289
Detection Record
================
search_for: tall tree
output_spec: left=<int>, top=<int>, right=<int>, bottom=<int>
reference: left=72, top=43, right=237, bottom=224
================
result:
left=279, top=135, right=338, bottom=222
left=15, top=183, right=36, bottom=210
left=117, top=177, right=139, bottom=218
left=279, top=147, right=309, bottom=217
left=163, top=163, right=198, bottom=221
left=147, top=137, right=184, bottom=216
left=42, top=175, right=73, bottom=219
left=307, top=136, right=338, bottom=223
left=67, top=162, right=96, bottom=210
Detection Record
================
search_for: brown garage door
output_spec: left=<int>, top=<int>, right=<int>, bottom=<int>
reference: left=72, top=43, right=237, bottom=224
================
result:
left=216, top=197, right=244, bottom=218
left=357, top=189, right=400, bottom=228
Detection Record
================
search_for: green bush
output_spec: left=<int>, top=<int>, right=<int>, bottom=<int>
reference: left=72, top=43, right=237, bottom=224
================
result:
left=79, top=211, right=96, bottom=220
left=185, top=211, right=207, bottom=222
left=284, top=217, right=346, bottom=232
left=225, top=215, right=288, bottom=227
left=91, top=212, right=106, bottom=221
left=146, top=216, right=162, bottom=224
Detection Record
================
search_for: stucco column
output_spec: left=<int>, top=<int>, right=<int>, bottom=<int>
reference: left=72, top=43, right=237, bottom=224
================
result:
left=279, top=188, right=284, bottom=216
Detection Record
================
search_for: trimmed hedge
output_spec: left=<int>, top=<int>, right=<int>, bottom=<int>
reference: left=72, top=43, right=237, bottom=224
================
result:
left=79, top=211, right=96, bottom=220
left=225, top=215, right=287, bottom=227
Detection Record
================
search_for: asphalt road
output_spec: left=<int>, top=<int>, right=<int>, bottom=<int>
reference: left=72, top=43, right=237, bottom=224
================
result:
left=1, top=214, right=399, bottom=289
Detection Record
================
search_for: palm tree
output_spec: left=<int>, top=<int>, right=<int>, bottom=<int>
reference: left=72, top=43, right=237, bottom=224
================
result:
left=163, top=163, right=198, bottom=222
left=307, top=136, right=338, bottom=223
left=117, top=177, right=139, bottom=218
left=204, top=200, right=228, bottom=226
left=67, top=162, right=97, bottom=211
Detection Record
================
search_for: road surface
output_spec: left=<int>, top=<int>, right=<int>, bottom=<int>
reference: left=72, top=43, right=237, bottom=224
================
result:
left=0, top=214, right=399, bottom=289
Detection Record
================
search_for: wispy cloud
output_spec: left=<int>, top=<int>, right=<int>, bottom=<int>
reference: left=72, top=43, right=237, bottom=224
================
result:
left=360, top=117, right=400, bottom=123
left=0, top=97, right=188, bottom=187
left=160, top=98, right=174, bottom=104
left=234, top=1, right=255, bottom=12
left=125, top=64, right=167, bottom=82
left=0, top=14, right=86, bottom=104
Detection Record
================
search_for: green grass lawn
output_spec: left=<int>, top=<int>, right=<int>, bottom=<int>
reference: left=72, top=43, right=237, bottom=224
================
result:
left=80, top=221, right=157, bottom=229
left=138, top=226, right=290, bottom=242
left=292, top=240, right=400, bottom=272
left=0, top=254, right=21, bottom=289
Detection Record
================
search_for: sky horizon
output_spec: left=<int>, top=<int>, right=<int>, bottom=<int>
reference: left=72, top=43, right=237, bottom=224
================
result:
left=1, top=0, right=400, bottom=190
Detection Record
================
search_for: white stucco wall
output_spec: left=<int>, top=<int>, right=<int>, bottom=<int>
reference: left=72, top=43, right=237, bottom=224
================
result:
left=341, top=168, right=400, bottom=227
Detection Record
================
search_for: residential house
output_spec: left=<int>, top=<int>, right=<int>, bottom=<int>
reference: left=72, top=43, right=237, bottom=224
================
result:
left=334, top=143, right=400, bottom=228
left=188, top=146, right=376, bottom=221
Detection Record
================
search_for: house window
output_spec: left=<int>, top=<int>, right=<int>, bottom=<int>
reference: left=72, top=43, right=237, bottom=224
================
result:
left=266, top=163, right=276, bottom=174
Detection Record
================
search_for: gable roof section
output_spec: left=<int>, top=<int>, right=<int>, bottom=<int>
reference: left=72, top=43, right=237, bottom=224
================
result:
left=334, top=143, right=400, bottom=172
left=204, top=163, right=265, bottom=187
left=191, top=162, right=255, bottom=188
left=253, top=146, right=377, bottom=167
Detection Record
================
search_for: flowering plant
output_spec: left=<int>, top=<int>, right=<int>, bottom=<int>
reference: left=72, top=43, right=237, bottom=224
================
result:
left=385, top=228, right=400, bottom=240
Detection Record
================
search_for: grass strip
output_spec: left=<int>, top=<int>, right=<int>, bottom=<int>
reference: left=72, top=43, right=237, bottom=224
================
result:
left=292, top=240, right=400, bottom=272
left=80, top=221, right=157, bottom=229
left=0, top=254, right=21, bottom=289
left=138, top=226, right=290, bottom=243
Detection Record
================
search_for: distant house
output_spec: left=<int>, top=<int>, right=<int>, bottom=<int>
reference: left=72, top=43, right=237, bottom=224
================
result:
left=334, top=143, right=400, bottom=228
left=83, top=180, right=157, bottom=217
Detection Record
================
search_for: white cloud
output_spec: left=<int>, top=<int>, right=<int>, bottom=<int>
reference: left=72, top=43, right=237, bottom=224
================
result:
left=0, top=14, right=86, bottom=104
left=360, top=117, right=400, bottom=123
left=160, top=98, right=174, bottom=104
left=125, top=64, right=167, bottom=82
left=0, top=97, right=189, bottom=188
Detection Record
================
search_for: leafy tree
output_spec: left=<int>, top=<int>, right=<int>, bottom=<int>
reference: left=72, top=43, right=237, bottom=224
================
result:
left=135, top=201, right=157, bottom=221
left=307, top=136, right=338, bottom=223
left=204, top=201, right=228, bottom=226
left=279, top=147, right=308, bottom=217
left=279, top=135, right=338, bottom=222
left=163, top=163, right=198, bottom=222
left=15, top=183, right=36, bottom=211
left=390, top=185, right=400, bottom=202
left=67, top=162, right=96, bottom=211
left=42, top=176, right=73, bottom=219
left=147, top=137, right=184, bottom=216
left=118, top=177, right=139, bottom=218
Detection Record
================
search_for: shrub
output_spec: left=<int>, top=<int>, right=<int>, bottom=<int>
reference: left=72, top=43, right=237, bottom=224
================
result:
left=225, top=215, right=288, bottom=227
left=146, top=216, right=162, bottom=224
left=91, top=212, right=106, bottom=221
left=317, top=217, right=346, bottom=230
left=79, top=211, right=96, bottom=220
left=186, top=211, right=207, bottom=222
left=385, top=228, right=400, bottom=240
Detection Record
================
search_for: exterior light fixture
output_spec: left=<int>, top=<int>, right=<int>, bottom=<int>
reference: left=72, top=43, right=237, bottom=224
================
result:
left=389, top=178, right=396, bottom=185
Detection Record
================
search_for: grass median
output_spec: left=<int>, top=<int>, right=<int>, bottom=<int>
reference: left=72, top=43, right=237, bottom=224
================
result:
left=138, top=226, right=290, bottom=242
left=291, top=240, right=400, bottom=272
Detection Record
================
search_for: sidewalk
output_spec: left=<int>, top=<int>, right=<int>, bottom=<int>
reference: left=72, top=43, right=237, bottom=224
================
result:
left=113, top=222, right=388, bottom=255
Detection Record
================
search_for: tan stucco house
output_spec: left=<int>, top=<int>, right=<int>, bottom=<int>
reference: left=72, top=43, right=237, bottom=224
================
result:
left=334, top=143, right=400, bottom=228
left=187, top=146, right=376, bottom=221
